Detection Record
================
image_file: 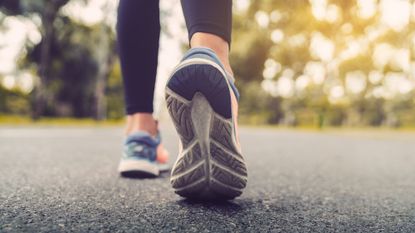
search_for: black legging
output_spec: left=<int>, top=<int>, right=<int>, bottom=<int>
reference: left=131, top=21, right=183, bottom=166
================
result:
left=117, top=0, right=232, bottom=114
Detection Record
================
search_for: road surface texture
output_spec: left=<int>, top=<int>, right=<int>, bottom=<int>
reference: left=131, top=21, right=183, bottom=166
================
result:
left=1, top=125, right=415, bottom=232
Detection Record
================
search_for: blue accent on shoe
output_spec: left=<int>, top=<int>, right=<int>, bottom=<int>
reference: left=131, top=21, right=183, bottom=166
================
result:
left=123, top=131, right=161, bottom=163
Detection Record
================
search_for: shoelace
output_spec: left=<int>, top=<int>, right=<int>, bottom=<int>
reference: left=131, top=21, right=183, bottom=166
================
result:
left=124, top=141, right=157, bottom=162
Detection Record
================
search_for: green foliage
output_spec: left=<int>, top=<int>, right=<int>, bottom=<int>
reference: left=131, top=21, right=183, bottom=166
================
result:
left=0, top=85, right=30, bottom=115
left=106, top=62, right=125, bottom=120
left=238, top=82, right=283, bottom=125
left=26, top=17, right=110, bottom=117
left=231, top=0, right=415, bottom=128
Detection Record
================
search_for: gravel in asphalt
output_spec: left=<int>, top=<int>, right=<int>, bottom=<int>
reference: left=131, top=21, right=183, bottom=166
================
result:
left=0, top=126, right=415, bottom=232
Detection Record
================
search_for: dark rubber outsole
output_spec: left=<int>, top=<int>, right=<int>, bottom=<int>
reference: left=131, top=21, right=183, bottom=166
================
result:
left=166, top=63, right=248, bottom=200
left=120, top=170, right=158, bottom=179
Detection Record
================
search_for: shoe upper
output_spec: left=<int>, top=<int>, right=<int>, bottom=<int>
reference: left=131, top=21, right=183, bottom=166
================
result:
left=122, top=131, right=161, bottom=163
left=181, top=47, right=240, bottom=101
left=181, top=47, right=242, bottom=150
left=166, top=48, right=247, bottom=199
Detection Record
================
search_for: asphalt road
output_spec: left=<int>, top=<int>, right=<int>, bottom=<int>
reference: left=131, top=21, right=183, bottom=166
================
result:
left=1, top=125, right=415, bottom=232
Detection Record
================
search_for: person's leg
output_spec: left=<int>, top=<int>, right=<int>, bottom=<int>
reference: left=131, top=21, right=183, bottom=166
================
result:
left=181, top=0, right=233, bottom=75
left=190, top=33, right=232, bottom=76
left=117, top=0, right=169, bottom=178
left=166, top=0, right=247, bottom=199
left=117, top=0, right=160, bottom=136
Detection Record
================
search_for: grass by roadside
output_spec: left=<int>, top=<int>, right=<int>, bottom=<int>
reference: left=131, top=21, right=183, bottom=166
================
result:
left=1, top=115, right=415, bottom=133
left=244, top=123, right=415, bottom=132
left=0, top=115, right=124, bottom=127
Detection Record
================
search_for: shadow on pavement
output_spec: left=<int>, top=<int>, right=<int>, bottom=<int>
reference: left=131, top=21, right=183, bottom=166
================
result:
left=119, top=169, right=171, bottom=179
left=176, top=198, right=245, bottom=212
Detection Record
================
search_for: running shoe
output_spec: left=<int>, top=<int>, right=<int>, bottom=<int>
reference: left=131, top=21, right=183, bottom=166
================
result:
left=118, top=131, right=169, bottom=178
left=165, top=47, right=248, bottom=199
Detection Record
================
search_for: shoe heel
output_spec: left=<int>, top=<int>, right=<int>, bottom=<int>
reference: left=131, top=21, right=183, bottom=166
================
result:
left=166, top=62, right=232, bottom=119
left=166, top=89, right=247, bottom=200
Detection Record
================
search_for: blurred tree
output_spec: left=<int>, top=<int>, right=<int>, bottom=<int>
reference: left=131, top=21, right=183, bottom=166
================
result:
left=231, top=0, right=415, bottom=127
left=0, top=85, right=30, bottom=115
left=106, top=61, right=124, bottom=120
left=92, top=1, right=117, bottom=120
left=1, top=0, right=117, bottom=119
left=1, top=0, right=70, bottom=118
left=27, top=16, right=116, bottom=118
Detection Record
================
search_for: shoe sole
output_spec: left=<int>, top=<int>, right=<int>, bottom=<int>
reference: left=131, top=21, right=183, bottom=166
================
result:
left=118, top=160, right=159, bottom=178
left=166, top=60, right=248, bottom=200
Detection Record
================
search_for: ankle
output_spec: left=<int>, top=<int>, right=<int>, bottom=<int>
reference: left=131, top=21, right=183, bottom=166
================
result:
left=125, top=113, right=158, bottom=137
left=190, top=32, right=234, bottom=76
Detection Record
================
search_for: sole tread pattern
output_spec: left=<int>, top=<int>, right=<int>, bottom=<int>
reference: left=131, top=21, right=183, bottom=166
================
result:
left=210, top=179, right=242, bottom=199
left=210, top=117, right=240, bottom=155
left=166, top=63, right=247, bottom=200
left=171, top=163, right=206, bottom=189
left=171, top=143, right=202, bottom=176
left=166, top=93, right=194, bottom=147
left=210, top=142, right=247, bottom=177
left=211, top=163, right=247, bottom=189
